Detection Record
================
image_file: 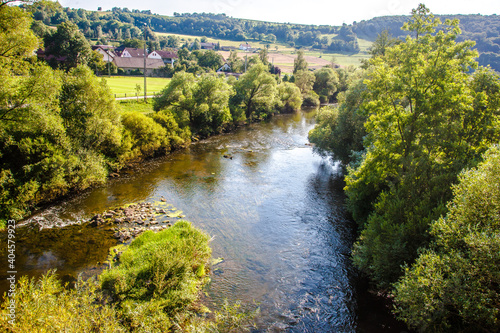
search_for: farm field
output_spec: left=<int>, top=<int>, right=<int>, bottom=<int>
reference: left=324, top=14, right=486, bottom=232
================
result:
left=156, top=32, right=372, bottom=70
left=100, top=76, right=171, bottom=97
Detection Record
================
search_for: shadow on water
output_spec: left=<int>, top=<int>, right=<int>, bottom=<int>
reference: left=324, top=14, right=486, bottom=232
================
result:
left=0, top=109, right=409, bottom=332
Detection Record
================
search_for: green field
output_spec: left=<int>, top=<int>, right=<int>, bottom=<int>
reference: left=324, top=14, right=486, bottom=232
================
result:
left=117, top=99, right=155, bottom=114
left=100, top=76, right=171, bottom=97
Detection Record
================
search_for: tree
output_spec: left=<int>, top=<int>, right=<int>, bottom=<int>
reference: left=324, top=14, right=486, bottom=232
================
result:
left=233, top=63, right=277, bottom=119
left=394, top=145, right=500, bottom=332
left=293, top=49, right=308, bottom=73
left=369, top=30, right=398, bottom=57
left=59, top=66, right=122, bottom=156
left=196, top=50, right=224, bottom=71
left=0, top=5, right=39, bottom=72
left=308, top=77, right=367, bottom=165
left=275, top=82, right=303, bottom=113
left=294, top=70, right=315, bottom=94
left=313, top=67, right=339, bottom=102
left=153, top=72, right=233, bottom=137
left=258, top=47, right=269, bottom=65
left=227, top=50, right=243, bottom=73
left=345, top=4, right=499, bottom=288
left=44, top=21, right=92, bottom=70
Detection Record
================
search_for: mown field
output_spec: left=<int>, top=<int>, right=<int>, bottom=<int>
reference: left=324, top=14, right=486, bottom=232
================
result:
left=100, top=76, right=171, bottom=97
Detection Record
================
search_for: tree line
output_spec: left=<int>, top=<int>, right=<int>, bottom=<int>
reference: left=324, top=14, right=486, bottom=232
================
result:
left=353, top=12, right=500, bottom=72
left=309, top=5, right=500, bottom=332
left=24, top=1, right=359, bottom=52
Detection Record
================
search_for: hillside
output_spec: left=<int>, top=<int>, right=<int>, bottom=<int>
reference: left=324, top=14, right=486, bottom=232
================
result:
left=25, top=2, right=500, bottom=71
left=353, top=14, right=500, bottom=71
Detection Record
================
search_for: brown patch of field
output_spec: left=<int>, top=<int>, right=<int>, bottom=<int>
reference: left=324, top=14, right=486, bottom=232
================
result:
left=217, top=51, right=332, bottom=73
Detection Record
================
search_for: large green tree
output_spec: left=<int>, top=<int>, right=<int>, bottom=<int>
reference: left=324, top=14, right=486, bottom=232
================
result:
left=345, top=5, right=500, bottom=287
left=153, top=72, right=233, bottom=137
left=44, top=21, right=92, bottom=70
left=233, top=63, right=277, bottom=119
left=394, top=145, right=500, bottom=332
left=293, top=49, right=308, bottom=74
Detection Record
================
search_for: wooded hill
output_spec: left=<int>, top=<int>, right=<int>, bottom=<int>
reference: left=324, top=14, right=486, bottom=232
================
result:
left=25, top=2, right=500, bottom=70
left=353, top=14, right=500, bottom=71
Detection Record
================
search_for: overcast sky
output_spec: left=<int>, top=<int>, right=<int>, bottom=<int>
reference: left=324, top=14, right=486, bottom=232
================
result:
left=57, top=0, right=498, bottom=26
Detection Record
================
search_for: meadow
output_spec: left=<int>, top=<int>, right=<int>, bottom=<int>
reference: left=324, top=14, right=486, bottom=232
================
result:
left=101, top=76, right=171, bottom=98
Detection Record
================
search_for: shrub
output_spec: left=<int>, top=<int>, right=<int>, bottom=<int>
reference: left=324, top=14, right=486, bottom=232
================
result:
left=0, top=271, right=124, bottom=332
left=100, top=221, right=212, bottom=331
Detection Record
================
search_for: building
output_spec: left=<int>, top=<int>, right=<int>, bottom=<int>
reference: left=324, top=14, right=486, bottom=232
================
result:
left=114, top=47, right=146, bottom=58
left=113, top=57, right=165, bottom=76
left=92, top=45, right=116, bottom=62
left=148, top=50, right=178, bottom=66
left=239, top=43, right=252, bottom=51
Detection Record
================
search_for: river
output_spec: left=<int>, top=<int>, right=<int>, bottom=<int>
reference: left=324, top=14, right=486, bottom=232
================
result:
left=0, top=109, right=406, bottom=332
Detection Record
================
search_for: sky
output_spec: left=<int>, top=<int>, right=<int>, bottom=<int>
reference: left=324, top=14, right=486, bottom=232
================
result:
left=57, top=0, right=498, bottom=26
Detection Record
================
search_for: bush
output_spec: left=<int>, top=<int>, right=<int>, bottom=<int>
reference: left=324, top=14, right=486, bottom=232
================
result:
left=301, top=91, right=320, bottom=107
left=0, top=271, right=123, bottom=332
left=394, top=145, right=500, bottom=332
left=119, top=112, right=169, bottom=163
left=100, top=221, right=212, bottom=331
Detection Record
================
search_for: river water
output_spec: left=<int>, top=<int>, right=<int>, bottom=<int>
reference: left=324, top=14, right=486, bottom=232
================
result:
left=1, top=109, right=406, bottom=332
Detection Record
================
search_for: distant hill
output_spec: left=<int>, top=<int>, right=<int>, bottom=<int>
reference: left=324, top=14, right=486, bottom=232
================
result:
left=353, top=14, right=500, bottom=71
left=25, top=2, right=500, bottom=71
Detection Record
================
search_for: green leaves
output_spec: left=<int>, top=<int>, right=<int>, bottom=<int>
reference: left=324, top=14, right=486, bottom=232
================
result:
left=394, top=146, right=500, bottom=331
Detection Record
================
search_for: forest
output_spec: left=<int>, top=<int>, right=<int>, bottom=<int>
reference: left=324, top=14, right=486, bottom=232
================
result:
left=309, top=5, right=500, bottom=332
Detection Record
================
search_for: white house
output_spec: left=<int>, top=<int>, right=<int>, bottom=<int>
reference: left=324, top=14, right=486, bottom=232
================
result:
left=148, top=50, right=178, bottom=66
left=216, top=63, right=231, bottom=72
left=115, top=47, right=146, bottom=58
left=239, top=43, right=252, bottom=51
left=92, top=45, right=116, bottom=62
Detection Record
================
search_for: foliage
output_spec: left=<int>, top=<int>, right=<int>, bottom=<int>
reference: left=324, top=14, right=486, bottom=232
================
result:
left=308, top=77, right=367, bottom=165
left=233, top=63, right=277, bottom=119
left=44, top=21, right=92, bottom=70
left=301, top=91, right=320, bottom=107
left=100, top=221, right=212, bottom=331
left=394, top=145, right=500, bottom=332
left=59, top=65, right=122, bottom=157
left=0, top=271, right=124, bottom=332
left=119, top=111, right=169, bottom=162
left=347, top=5, right=491, bottom=288
left=313, top=67, right=339, bottom=103
left=275, top=82, right=303, bottom=113
left=153, top=72, right=233, bottom=137
left=0, top=5, right=39, bottom=72
left=293, top=70, right=315, bottom=94
left=293, top=49, right=308, bottom=74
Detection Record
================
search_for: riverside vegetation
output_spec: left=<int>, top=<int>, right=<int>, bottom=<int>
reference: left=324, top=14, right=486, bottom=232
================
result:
left=0, top=220, right=257, bottom=332
left=309, top=5, right=500, bottom=332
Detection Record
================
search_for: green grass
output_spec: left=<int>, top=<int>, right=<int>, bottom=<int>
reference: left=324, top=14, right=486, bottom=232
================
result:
left=100, top=76, right=171, bottom=97
left=117, top=100, right=155, bottom=114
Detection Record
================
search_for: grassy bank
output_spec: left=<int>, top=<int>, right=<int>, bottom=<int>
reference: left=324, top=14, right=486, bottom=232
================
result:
left=0, top=220, right=256, bottom=332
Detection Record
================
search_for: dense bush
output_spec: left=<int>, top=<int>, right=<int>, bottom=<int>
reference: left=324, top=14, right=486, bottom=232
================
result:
left=394, top=145, right=500, bottom=332
left=100, top=221, right=212, bottom=331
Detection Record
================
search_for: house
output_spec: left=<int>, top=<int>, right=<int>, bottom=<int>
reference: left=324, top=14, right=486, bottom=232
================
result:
left=113, top=57, right=165, bottom=76
left=216, top=63, right=231, bottom=73
left=200, top=42, right=217, bottom=50
left=239, top=43, right=252, bottom=51
left=92, top=45, right=116, bottom=62
left=148, top=50, right=178, bottom=66
left=114, top=47, right=146, bottom=58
